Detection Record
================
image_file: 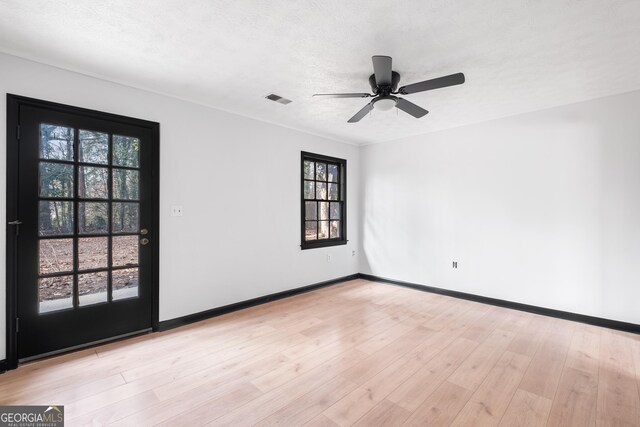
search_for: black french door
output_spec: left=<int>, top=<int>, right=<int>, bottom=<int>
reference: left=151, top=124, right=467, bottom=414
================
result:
left=7, top=95, right=159, bottom=361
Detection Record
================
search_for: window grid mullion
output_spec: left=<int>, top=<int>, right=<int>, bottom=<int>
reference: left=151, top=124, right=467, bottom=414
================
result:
left=107, top=133, right=114, bottom=303
left=72, top=128, right=80, bottom=309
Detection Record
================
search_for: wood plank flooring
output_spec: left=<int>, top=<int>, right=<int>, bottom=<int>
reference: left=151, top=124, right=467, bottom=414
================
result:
left=1, top=278, right=640, bottom=426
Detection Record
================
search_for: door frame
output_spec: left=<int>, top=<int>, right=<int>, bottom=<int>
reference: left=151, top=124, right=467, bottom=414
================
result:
left=5, top=94, right=160, bottom=370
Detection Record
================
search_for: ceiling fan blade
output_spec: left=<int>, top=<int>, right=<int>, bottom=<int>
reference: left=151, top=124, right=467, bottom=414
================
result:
left=398, top=72, right=465, bottom=95
left=372, top=55, right=392, bottom=86
left=347, top=102, right=374, bottom=123
left=396, top=98, right=429, bottom=118
left=313, top=93, right=372, bottom=98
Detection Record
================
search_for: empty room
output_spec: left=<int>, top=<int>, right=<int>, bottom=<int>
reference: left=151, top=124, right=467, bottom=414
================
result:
left=1, top=1, right=640, bottom=426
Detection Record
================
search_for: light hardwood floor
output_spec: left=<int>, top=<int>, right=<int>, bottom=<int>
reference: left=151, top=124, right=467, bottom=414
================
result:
left=2, top=278, right=640, bottom=426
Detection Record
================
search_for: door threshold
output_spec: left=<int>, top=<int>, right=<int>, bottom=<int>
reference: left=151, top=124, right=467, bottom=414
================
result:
left=19, top=328, right=152, bottom=364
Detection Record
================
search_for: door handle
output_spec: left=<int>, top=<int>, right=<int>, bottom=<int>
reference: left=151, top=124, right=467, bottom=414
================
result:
left=140, top=238, right=150, bottom=246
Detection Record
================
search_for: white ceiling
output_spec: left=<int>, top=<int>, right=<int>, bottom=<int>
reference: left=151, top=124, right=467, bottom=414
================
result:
left=1, top=0, right=640, bottom=145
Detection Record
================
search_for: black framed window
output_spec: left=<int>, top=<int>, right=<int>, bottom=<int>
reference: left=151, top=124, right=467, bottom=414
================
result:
left=301, top=152, right=347, bottom=249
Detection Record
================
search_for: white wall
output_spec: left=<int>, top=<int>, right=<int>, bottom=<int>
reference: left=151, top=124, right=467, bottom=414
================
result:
left=0, top=53, right=360, bottom=360
left=361, top=90, right=640, bottom=325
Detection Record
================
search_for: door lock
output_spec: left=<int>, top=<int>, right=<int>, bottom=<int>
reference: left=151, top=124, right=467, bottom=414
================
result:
left=140, top=228, right=148, bottom=235
left=140, top=238, right=150, bottom=246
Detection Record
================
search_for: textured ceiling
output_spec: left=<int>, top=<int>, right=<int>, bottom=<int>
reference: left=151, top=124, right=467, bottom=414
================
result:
left=1, top=0, right=640, bottom=145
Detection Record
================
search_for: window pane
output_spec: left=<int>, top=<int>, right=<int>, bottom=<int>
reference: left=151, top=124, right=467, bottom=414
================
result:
left=113, top=169, right=139, bottom=200
left=316, top=182, right=327, bottom=200
left=79, top=271, right=108, bottom=306
left=319, top=202, right=329, bottom=220
left=39, top=276, right=73, bottom=313
left=328, top=164, right=338, bottom=182
left=316, top=162, right=327, bottom=181
left=113, top=135, right=140, bottom=167
left=304, top=181, right=315, bottom=200
left=40, top=162, right=74, bottom=198
left=78, top=237, right=108, bottom=270
left=40, top=124, right=74, bottom=161
left=330, top=202, right=341, bottom=220
left=113, top=235, right=139, bottom=267
left=79, top=130, right=108, bottom=164
left=113, top=268, right=139, bottom=300
left=39, top=201, right=74, bottom=236
left=112, top=202, right=139, bottom=233
left=39, top=238, right=73, bottom=275
left=318, top=221, right=329, bottom=239
left=79, top=202, right=108, bottom=234
left=305, top=221, right=317, bottom=241
left=304, top=161, right=315, bottom=180
left=79, top=166, right=108, bottom=199
left=328, top=183, right=339, bottom=200
left=330, top=221, right=340, bottom=238
left=305, top=201, right=317, bottom=221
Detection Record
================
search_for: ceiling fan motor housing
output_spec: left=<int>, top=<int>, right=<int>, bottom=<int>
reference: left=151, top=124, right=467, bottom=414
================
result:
left=369, top=71, right=401, bottom=94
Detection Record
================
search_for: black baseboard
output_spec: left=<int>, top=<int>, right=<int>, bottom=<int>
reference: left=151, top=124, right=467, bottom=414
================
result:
left=157, top=274, right=360, bottom=332
left=359, top=273, right=640, bottom=335
left=5, top=272, right=636, bottom=374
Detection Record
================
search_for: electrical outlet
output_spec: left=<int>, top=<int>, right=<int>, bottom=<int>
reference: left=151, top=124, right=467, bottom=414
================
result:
left=171, top=205, right=183, bottom=217
left=327, top=254, right=332, bottom=263
left=452, top=261, right=458, bottom=269
left=352, top=250, right=356, bottom=257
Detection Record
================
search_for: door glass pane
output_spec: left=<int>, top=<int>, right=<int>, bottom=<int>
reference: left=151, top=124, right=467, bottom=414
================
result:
left=304, top=161, right=315, bottom=180
left=112, top=169, right=139, bottom=200
left=39, top=201, right=74, bottom=236
left=318, top=221, right=329, bottom=239
left=330, top=221, right=340, bottom=238
left=328, top=164, right=338, bottom=182
left=113, top=268, right=139, bottom=300
left=79, top=202, right=108, bottom=234
left=40, top=162, right=74, bottom=198
left=305, top=221, right=317, bottom=241
left=305, top=201, right=317, bottom=220
left=39, top=276, right=73, bottom=313
left=328, top=183, right=338, bottom=200
left=40, top=124, right=74, bottom=161
left=113, top=235, right=139, bottom=267
left=113, top=135, right=140, bottom=167
left=79, top=166, right=108, bottom=199
left=316, top=162, right=327, bottom=181
left=39, top=239, right=73, bottom=275
left=316, top=182, right=327, bottom=200
left=79, top=130, right=108, bottom=164
left=319, top=202, right=329, bottom=220
left=112, top=203, right=139, bottom=233
left=79, top=272, right=108, bottom=306
left=304, top=181, right=315, bottom=199
left=330, top=202, right=341, bottom=220
left=78, top=237, right=108, bottom=270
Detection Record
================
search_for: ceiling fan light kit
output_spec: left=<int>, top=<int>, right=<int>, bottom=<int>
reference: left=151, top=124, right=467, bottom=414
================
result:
left=373, top=96, right=397, bottom=111
left=313, top=55, right=465, bottom=123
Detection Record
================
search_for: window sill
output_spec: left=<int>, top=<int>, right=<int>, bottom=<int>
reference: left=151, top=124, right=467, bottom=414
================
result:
left=300, top=239, right=348, bottom=250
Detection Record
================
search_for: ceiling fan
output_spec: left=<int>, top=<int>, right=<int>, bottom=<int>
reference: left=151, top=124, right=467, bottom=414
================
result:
left=313, top=55, right=465, bottom=123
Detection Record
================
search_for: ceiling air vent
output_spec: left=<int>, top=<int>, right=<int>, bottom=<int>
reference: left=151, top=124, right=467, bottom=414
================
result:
left=265, top=94, right=292, bottom=105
